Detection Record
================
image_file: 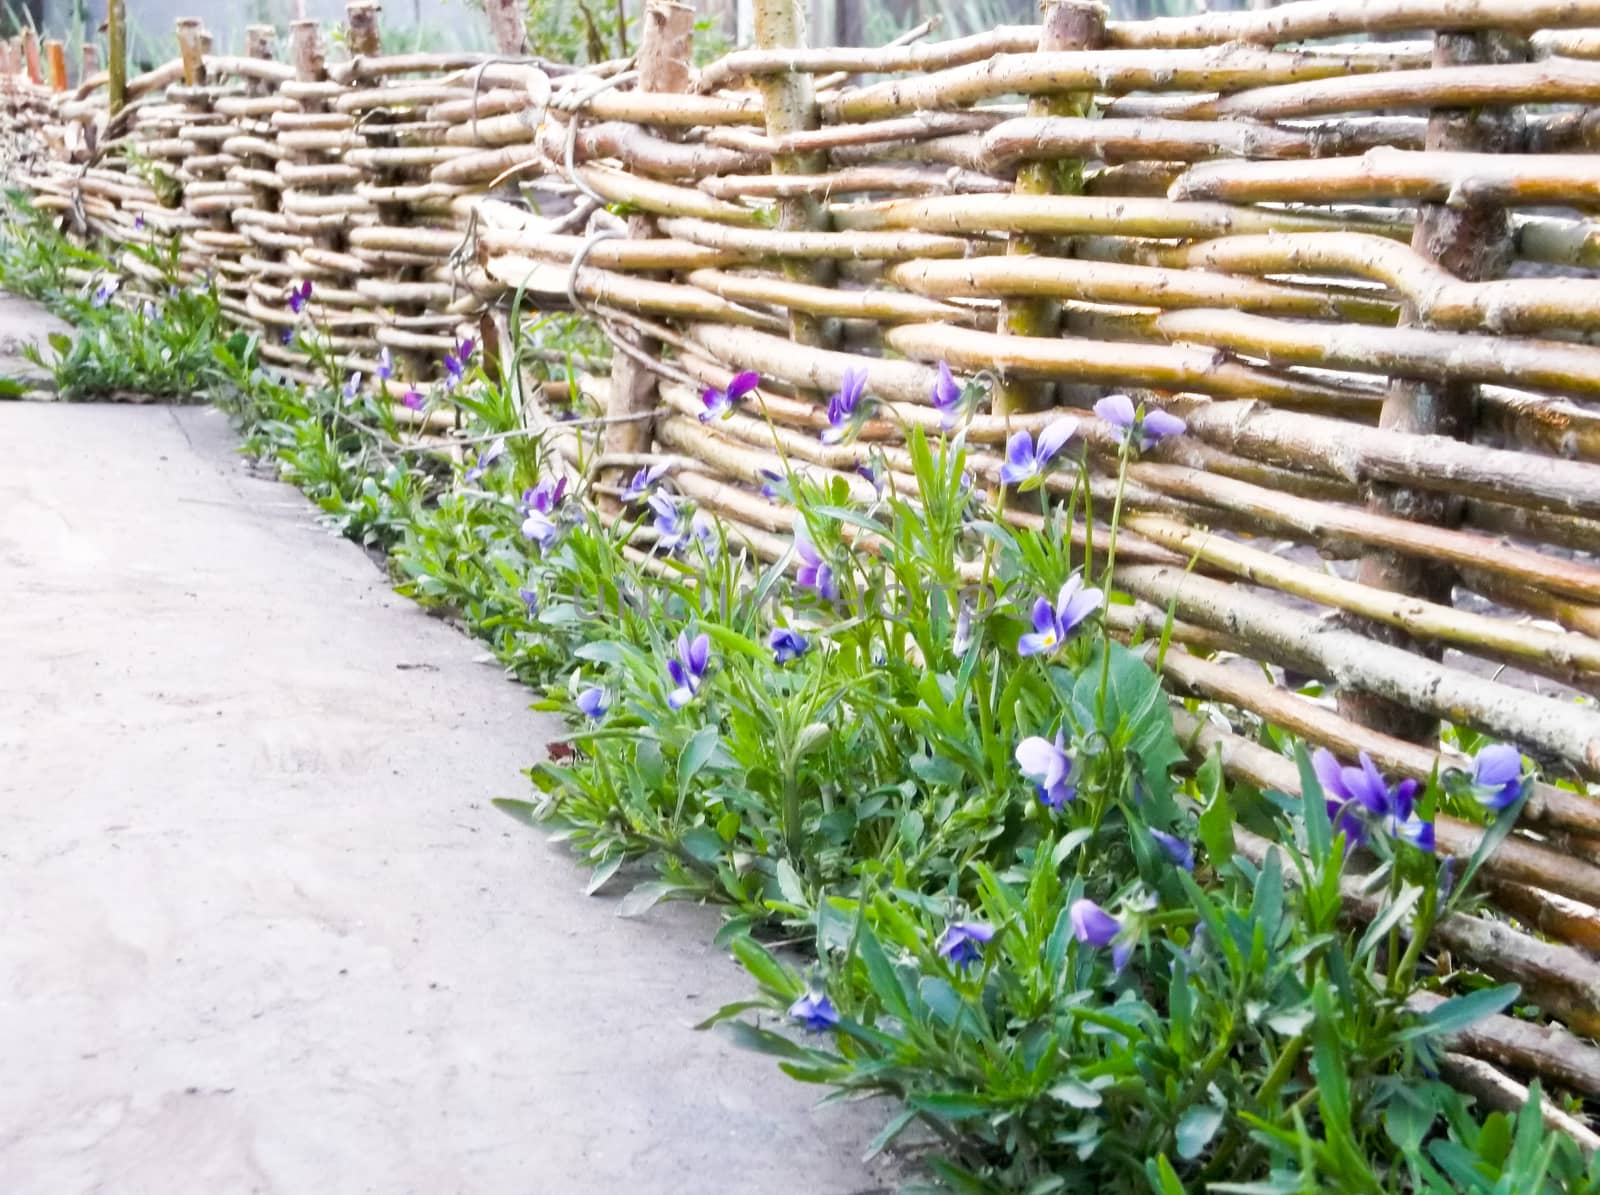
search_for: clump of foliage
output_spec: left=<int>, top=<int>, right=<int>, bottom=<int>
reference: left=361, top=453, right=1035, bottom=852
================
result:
left=7, top=200, right=1598, bottom=1195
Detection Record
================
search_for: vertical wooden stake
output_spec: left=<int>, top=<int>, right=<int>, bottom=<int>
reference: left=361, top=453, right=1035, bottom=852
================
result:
left=107, top=0, right=127, bottom=115
left=81, top=42, right=100, bottom=84
left=44, top=39, right=65, bottom=91
left=752, top=0, right=834, bottom=350
left=1339, top=27, right=1528, bottom=741
left=995, top=0, right=1105, bottom=415
left=346, top=2, right=381, bottom=58
left=176, top=18, right=207, bottom=87
left=484, top=0, right=527, bottom=56
left=598, top=0, right=695, bottom=509
left=21, top=29, right=40, bottom=85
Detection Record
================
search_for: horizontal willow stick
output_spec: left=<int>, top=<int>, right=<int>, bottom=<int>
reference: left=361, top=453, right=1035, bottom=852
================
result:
left=836, top=193, right=1412, bottom=240
left=478, top=229, right=741, bottom=270
left=1128, top=565, right=1600, bottom=776
left=484, top=254, right=783, bottom=330
left=1410, top=991, right=1600, bottom=1100
left=574, top=164, right=761, bottom=225
left=1146, top=307, right=1600, bottom=398
left=1189, top=58, right=1600, bottom=121
left=695, top=25, right=1038, bottom=91
left=1165, top=232, right=1600, bottom=335
left=658, top=215, right=995, bottom=261
left=1181, top=400, right=1600, bottom=522
left=685, top=267, right=981, bottom=325
left=1128, top=512, right=1600, bottom=685
left=1436, top=1053, right=1599, bottom=1155
left=977, top=114, right=1425, bottom=170
left=1108, top=0, right=1600, bottom=48
left=889, top=256, right=1397, bottom=324
left=824, top=46, right=1389, bottom=124
left=699, top=166, right=1007, bottom=200
left=885, top=322, right=1382, bottom=413
left=1173, top=147, right=1600, bottom=209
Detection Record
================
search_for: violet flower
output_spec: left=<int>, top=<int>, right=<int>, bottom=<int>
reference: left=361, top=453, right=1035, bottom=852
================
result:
left=286, top=280, right=312, bottom=314
left=576, top=686, right=610, bottom=719
left=342, top=371, right=362, bottom=400
left=465, top=438, right=505, bottom=482
left=1017, top=575, right=1104, bottom=657
left=518, top=586, right=539, bottom=614
left=649, top=492, right=690, bottom=552
left=788, top=991, right=839, bottom=1033
left=1468, top=743, right=1525, bottom=812
left=376, top=347, right=394, bottom=382
left=142, top=300, right=158, bottom=321
left=443, top=338, right=475, bottom=389
left=758, top=469, right=791, bottom=502
left=821, top=367, right=871, bottom=445
left=768, top=627, right=809, bottom=664
left=1070, top=898, right=1132, bottom=971
left=1313, top=749, right=1434, bottom=853
left=521, top=476, right=568, bottom=548
left=666, top=631, right=712, bottom=710
left=700, top=371, right=760, bottom=423
left=951, top=604, right=973, bottom=657
left=1095, top=393, right=1185, bottom=452
left=691, top=510, right=719, bottom=557
left=999, top=418, right=1078, bottom=489
left=1150, top=829, right=1195, bottom=872
left=1015, top=729, right=1077, bottom=808
left=621, top=463, right=670, bottom=505
left=930, top=361, right=968, bottom=431
left=936, top=921, right=995, bottom=968
left=794, top=531, right=837, bottom=600
left=400, top=388, right=425, bottom=411
left=134, top=213, right=146, bottom=232
left=91, top=277, right=118, bottom=307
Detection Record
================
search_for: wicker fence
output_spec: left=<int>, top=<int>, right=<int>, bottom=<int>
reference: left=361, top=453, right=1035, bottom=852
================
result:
left=8, top=0, right=1600, bottom=1122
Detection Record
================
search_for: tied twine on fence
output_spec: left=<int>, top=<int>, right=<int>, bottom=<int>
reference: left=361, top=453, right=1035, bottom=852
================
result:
left=7, top=0, right=1600, bottom=1139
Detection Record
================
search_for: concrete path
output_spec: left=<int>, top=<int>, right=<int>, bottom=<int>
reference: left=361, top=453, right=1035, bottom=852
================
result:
left=0, top=401, right=894, bottom=1194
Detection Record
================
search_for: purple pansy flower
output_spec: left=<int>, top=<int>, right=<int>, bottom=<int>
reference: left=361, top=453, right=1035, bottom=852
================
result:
left=1017, top=575, right=1104, bottom=657
left=936, top=921, right=995, bottom=968
left=788, top=991, right=839, bottom=1033
left=768, top=626, right=809, bottom=664
left=520, top=476, right=568, bottom=548
left=1070, top=898, right=1133, bottom=971
left=856, top=459, right=885, bottom=498
left=999, top=418, right=1079, bottom=489
left=1150, top=829, right=1196, bottom=872
left=576, top=686, right=610, bottom=719
left=91, top=276, right=119, bottom=307
left=443, top=338, right=475, bottom=389
left=280, top=328, right=295, bottom=346
left=691, top=510, right=719, bottom=557
left=931, top=361, right=966, bottom=431
left=342, top=371, right=362, bottom=400
left=1468, top=743, right=1525, bottom=812
left=134, top=212, right=146, bottom=231
left=376, top=347, right=394, bottom=381
left=649, top=492, right=690, bottom=552
left=621, top=463, right=670, bottom=504
left=286, top=279, right=312, bottom=314
left=1015, top=729, right=1077, bottom=808
left=758, top=469, right=785, bottom=500
left=1313, top=749, right=1434, bottom=852
left=400, top=388, right=425, bottom=411
left=666, top=631, right=712, bottom=710
left=700, top=371, right=760, bottom=423
left=821, top=366, right=871, bottom=446
left=518, top=586, right=539, bottom=614
left=465, top=438, right=505, bottom=482
left=142, top=299, right=158, bottom=321
left=794, top=531, right=837, bottom=601
left=951, top=603, right=973, bottom=657
left=1095, top=393, right=1185, bottom=452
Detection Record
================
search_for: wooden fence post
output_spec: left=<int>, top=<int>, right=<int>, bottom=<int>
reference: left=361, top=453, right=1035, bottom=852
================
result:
left=598, top=0, right=695, bottom=508
left=485, top=0, right=528, bottom=56
left=21, top=29, right=40, bottom=85
left=752, top=0, right=835, bottom=350
left=176, top=17, right=207, bottom=87
left=1340, top=26, right=1528, bottom=741
left=995, top=0, right=1106, bottom=416
left=346, top=1, right=381, bottom=58
left=44, top=40, right=65, bottom=91
left=81, top=42, right=99, bottom=86
left=107, top=0, right=127, bottom=115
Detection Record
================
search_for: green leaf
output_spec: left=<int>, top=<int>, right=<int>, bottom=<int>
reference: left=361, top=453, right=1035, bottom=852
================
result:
left=1146, top=1154, right=1187, bottom=1195
left=774, top=858, right=808, bottom=907
left=585, top=852, right=624, bottom=896
left=720, top=1019, right=812, bottom=1059
left=616, top=880, right=677, bottom=919
left=1196, top=747, right=1235, bottom=868
left=490, top=797, right=540, bottom=828
left=678, top=725, right=720, bottom=791
left=1398, top=984, right=1520, bottom=1042
left=1049, top=1077, right=1103, bottom=1109
left=1175, top=1103, right=1224, bottom=1160
left=729, top=935, right=800, bottom=999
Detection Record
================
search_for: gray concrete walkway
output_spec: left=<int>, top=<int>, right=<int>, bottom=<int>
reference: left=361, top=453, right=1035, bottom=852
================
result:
left=0, top=401, right=893, bottom=1194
